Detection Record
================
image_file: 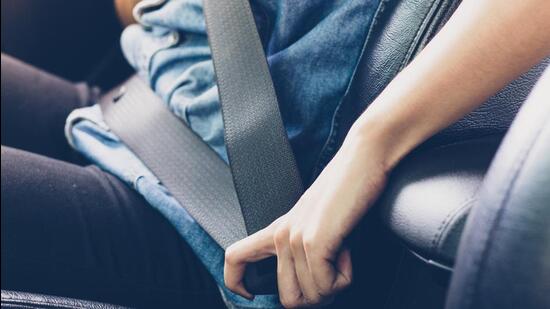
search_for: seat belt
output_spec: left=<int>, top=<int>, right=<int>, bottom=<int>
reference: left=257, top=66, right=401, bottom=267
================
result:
left=203, top=0, right=303, bottom=234
left=100, top=0, right=303, bottom=295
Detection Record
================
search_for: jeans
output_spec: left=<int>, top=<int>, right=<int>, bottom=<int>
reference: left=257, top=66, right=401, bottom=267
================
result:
left=121, top=0, right=381, bottom=183
left=0, top=54, right=225, bottom=308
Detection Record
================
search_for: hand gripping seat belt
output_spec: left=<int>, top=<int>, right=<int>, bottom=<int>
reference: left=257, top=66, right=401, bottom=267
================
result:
left=100, top=0, right=303, bottom=294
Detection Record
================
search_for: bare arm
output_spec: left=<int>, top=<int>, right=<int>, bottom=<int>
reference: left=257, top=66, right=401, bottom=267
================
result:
left=226, top=0, right=550, bottom=307
left=354, top=0, right=550, bottom=170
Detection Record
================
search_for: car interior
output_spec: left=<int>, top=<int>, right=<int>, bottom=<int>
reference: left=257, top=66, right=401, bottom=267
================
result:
left=1, top=0, right=549, bottom=308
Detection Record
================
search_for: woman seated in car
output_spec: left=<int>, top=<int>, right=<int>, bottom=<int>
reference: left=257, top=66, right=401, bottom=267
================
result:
left=2, top=0, right=549, bottom=308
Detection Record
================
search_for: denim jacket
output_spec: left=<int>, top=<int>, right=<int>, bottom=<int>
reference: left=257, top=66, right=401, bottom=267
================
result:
left=66, top=0, right=380, bottom=307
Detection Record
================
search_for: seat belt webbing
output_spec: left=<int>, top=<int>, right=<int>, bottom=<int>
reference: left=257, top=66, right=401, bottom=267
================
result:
left=203, top=0, right=303, bottom=235
left=100, top=77, right=248, bottom=248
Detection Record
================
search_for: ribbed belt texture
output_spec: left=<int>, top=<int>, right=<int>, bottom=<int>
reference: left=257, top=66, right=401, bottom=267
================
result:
left=203, top=0, right=303, bottom=235
left=100, top=77, right=247, bottom=248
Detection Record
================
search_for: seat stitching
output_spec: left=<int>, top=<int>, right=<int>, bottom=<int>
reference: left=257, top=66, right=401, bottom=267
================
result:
left=431, top=196, right=476, bottom=253
left=398, top=0, right=441, bottom=71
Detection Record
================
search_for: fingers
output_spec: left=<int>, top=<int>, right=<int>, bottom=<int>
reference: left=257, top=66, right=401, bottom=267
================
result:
left=290, top=232, right=323, bottom=305
left=225, top=217, right=353, bottom=307
left=333, top=248, right=353, bottom=292
left=275, top=227, right=304, bottom=308
left=306, top=246, right=353, bottom=296
left=224, top=225, right=277, bottom=299
left=278, top=226, right=349, bottom=308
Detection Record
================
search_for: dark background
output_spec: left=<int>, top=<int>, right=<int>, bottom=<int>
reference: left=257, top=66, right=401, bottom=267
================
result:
left=1, top=0, right=131, bottom=88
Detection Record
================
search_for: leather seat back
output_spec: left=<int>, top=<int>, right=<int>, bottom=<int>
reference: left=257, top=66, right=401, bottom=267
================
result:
left=446, top=67, right=550, bottom=309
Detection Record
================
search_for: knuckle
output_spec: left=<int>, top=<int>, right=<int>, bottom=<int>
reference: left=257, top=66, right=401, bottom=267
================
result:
left=280, top=290, right=302, bottom=308
left=274, top=226, right=290, bottom=246
left=317, top=283, right=333, bottom=296
left=304, top=293, right=323, bottom=305
left=280, top=297, right=300, bottom=309
left=225, top=280, right=236, bottom=291
left=289, top=231, right=303, bottom=249
left=224, top=246, right=238, bottom=265
left=302, top=234, right=317, bottom=252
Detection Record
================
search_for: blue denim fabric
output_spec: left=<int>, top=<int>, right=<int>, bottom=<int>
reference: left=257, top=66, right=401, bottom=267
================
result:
left=121, top=0, right=380, bottom=182
left=65, top=0, right=380, bottom=307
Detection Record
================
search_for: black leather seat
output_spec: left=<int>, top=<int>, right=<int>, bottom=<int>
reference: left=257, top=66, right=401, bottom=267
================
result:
left=446, top=66, right=550, bottom=309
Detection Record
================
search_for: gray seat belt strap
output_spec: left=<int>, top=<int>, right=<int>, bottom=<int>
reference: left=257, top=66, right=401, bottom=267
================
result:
left=203, top=0, right=303, bottom=235
left=100, top=77, right=247, bottom=248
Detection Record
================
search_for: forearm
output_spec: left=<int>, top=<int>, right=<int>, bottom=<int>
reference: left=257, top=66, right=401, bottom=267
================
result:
left=350, top=0, right=550, bottom=170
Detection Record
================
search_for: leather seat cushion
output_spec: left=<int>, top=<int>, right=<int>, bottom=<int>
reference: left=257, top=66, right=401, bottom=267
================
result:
left=378, top=137, right=500, bottom=268
left=1, top=290, right=128, bottom=309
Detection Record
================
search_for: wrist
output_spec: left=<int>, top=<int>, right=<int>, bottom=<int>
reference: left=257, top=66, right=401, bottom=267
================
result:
left=345, top=116, right=416, bottom=173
